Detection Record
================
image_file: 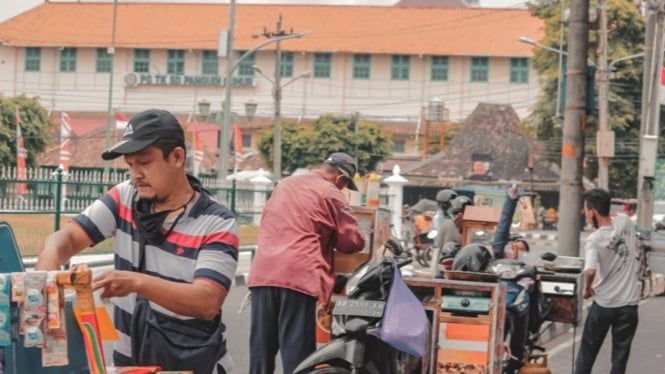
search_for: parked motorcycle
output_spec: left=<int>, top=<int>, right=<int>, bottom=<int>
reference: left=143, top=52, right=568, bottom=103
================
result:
left=451, top=245, right=552, bottom=374
left=294, top=241, right=425, bottom=374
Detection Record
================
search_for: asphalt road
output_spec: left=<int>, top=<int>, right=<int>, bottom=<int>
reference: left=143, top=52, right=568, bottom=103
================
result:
left=97, top=236, right=665, bottom=373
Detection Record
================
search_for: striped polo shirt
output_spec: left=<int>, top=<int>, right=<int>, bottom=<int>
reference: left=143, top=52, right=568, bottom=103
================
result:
left=73, top=179, right=238, bottom=364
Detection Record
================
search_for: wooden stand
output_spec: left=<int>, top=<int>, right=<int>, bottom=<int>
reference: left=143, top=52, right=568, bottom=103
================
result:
left=405, top=277, right=506, bottom=374
left=461, top=206, right=501, bottom=246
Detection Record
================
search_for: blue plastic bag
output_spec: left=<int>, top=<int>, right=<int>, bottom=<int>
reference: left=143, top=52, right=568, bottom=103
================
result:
left=379, top=263, right=428, bottom=357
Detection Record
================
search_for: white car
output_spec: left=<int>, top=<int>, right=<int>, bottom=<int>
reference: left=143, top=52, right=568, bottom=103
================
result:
left=629, top=201, right=665, bottom=229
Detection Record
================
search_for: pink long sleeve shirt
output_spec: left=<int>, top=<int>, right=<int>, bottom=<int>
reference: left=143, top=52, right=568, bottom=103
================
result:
left=247, top=170, right=366, bottom=302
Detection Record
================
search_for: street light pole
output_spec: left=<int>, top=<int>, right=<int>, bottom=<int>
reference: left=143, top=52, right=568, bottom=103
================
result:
left=254, top=65, right=311, bottom=177
left=218, top=0, right=236, bottom=181
left=217, top=27, right=307, bottom=181
left=103, top=0, right=118, bottom=182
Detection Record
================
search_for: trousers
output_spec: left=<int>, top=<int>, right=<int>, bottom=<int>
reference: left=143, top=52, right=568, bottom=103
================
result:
left=249, top=286, right=317, bottom=374
left=574, top=302, right=638, bottom=374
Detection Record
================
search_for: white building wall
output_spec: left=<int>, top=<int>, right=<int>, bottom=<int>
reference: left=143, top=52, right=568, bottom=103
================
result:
left=1, top=46, right=540, bottom=121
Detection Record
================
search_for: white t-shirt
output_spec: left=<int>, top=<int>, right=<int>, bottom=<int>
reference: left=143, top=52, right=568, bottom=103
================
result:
left=583, top=213, right=641, bottom=308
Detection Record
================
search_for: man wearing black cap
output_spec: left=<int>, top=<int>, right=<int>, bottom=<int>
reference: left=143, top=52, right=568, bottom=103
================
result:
left=35, top=109, right=237, bottom=373
left=247, top=152, right=366, bottom=374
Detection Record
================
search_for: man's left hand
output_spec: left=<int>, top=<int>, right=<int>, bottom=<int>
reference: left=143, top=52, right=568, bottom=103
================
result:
left=92, top=270, right=141, bottom=299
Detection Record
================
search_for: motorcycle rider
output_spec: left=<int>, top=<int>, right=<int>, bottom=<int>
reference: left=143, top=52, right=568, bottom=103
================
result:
left=431, top=195, right=473, bottom=275
left=432, top=189, right=458, bottom=232
left=492, top=185, right=530, bottom=261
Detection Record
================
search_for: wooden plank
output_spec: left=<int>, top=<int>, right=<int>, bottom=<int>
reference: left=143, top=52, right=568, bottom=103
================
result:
left=439, top=312, right=491, bottom=325
left=445, top=323, right=490, bottom=341
left=438, top=349, right=488, bottom=365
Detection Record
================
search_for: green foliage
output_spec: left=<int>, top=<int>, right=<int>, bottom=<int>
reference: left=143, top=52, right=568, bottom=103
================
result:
left=0, top=95, right=51, bottom=167
left=526, top=0, right=645, bottom=197
left=257, top=115, right=392, bottom=175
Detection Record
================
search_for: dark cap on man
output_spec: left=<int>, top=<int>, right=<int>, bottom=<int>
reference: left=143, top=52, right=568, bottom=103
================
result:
left=101, top=109, right=184, bottom=160
left=324, top=152, right=359, bottom=191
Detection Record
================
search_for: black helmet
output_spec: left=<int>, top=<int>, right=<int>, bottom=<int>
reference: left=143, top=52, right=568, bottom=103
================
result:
left=450, top=195, right=473, bottom=216
left=440, top=241, right=461, bottom=259
left=436, top=189, right=458, bottom=211
left=452, top=243, right=493, bottom=272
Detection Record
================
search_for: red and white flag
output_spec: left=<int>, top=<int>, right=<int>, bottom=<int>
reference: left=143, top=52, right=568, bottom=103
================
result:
left=191, top=123, right=204, bottom=177
left=115, top=111, right=129, bottom=129
left=15, top=107, right=27, bottom=195
left=59, top=112, right=72, bottom=173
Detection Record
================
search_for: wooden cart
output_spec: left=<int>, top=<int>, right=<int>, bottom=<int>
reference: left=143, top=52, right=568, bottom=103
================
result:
left=405, top=277, right=507, bottom=374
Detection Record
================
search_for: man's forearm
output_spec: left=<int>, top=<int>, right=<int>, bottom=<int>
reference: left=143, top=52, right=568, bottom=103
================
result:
left=135, top=275, right=226, bottom=320
left=35, top=231, right=78, bottom=270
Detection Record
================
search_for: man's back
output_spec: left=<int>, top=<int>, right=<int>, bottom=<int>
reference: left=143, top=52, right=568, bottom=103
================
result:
left=585, top=213, right=641, bottom=307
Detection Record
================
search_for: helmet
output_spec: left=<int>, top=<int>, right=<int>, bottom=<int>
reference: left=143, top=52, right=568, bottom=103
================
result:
left=452, top=243, right=493, bottom=272
left=436, top=189, right=458, bottom=211
left=450, top=195, right=473, bottom=216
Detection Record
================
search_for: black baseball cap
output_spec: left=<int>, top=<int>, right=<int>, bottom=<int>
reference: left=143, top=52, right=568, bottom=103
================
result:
left=324, top=152, right=358, bottom=191
left=102, top=109, right=185, bottom=160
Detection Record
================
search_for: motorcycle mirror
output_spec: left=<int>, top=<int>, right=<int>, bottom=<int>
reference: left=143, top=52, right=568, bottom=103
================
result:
left=541, top=252, right=557, bottom=262
left=427, top=230, right=438, bottom=240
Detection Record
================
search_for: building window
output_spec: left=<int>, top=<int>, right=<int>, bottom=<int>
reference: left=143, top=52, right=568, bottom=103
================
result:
left=96, top=48, right=112, bottom=73
left=431, top=56, right=449, bottom=81
left=201, top=50, right=218, bottom=75
left=392, top=139, right=406, bottom=154
left=470, top=57, right=489, bottom=82
left=242, top=134, right=252, bottom=149
left=510, top=57, right=529, bottom=84
left=167, top=49, right=185, bottom=75
left=313, top=53, right=332, bottom=78
left=280, top=52, right=294, bottom=78
left=134, top=49, right=150, bottom=73
left=25, top=47, right=41, bottom=72
left=353, top=54, right=371, bottom=79
left=59, top=48, right=77, bottom=72
left=391, top=55, right=410, bottom=80
left=237, top=51, right=255, bottom=76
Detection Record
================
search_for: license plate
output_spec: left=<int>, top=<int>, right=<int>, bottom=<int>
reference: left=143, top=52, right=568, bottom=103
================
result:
left=332, top=299, right=385, bottom=318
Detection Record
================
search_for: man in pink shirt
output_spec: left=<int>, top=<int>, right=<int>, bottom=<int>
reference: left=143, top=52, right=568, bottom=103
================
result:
left=248, top=152, right=366, bottom=374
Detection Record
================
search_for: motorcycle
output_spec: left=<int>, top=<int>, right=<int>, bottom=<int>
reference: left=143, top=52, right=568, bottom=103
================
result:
left=450, top=246, right=552, bottom=374
left=294, top=241, right=426, bottom=374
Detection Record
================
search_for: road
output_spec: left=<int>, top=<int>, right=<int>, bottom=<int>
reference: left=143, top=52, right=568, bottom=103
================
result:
left=98, top=235, right=665, bottom=373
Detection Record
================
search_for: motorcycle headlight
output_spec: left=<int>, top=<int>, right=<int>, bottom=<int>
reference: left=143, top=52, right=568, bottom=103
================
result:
left=345, top=263, right=371, bottom=295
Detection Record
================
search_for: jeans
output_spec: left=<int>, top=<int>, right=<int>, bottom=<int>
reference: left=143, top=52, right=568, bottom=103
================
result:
left=574, top=302, right=639, bottom=374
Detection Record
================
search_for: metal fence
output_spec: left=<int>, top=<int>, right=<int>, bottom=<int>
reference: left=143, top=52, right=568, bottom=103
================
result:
left=0, top=167, right=273, bottom=254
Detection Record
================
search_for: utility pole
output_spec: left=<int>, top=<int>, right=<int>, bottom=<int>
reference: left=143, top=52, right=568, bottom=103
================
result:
left=596, top=0, right=614, bottom=190
left=636, top=0, right=665, bottom=235
left=260, top=14, right=294, bottom=179
left=557, top=0, right=589, bottom=257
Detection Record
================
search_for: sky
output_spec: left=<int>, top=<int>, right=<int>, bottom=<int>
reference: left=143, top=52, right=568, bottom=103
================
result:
left=0, top=0, right=528, bottom=23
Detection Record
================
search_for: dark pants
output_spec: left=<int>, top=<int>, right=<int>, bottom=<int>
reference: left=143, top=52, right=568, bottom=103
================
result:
left=249, top=286, right=317, bottom=374
left=574, top=302, right=639, bottom=374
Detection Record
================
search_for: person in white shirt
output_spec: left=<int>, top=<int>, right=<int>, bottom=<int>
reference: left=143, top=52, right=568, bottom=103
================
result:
left=574, top=188, right=640, bottom=374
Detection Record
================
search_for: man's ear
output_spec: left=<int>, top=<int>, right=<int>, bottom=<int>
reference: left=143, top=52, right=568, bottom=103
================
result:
left=171, top=147, right=186, bottom=167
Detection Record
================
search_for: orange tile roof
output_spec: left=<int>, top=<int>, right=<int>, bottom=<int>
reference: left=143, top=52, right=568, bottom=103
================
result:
left=0, top=2, right=544, bottom=57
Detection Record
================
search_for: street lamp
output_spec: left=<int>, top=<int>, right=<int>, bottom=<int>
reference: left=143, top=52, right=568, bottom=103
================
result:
left=218, top=32, right=308, bottom=181
left=519, top=36, right=567, bottom=120
left=254, top=65, right=311, bottom=178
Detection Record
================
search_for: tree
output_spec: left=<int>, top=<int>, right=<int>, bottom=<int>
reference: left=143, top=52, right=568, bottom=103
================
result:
left=257, top=115, right=393, bottom=175
left=0, top=95, right=51, bottom=167
left=527, top=0, right=646, bottom=197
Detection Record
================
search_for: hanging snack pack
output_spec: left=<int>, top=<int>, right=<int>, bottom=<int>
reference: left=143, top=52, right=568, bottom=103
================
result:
left=0, top=274, right=11, bottom=347
left=21, top=271, right=47, bottom=348
left=42, top=271, right=68, bottom=367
